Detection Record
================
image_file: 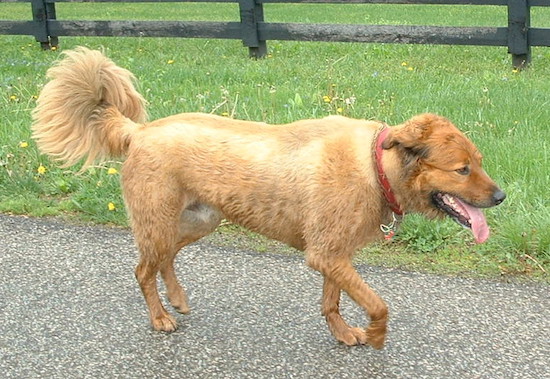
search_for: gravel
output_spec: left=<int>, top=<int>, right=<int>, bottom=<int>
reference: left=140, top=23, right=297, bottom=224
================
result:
left=0, top=214, right=548, bottom=378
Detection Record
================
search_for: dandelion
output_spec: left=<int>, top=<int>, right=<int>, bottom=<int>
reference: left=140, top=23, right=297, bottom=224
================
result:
left=512, top=68, right=519, bottom=74
left=407, top=67, right=414, bottom=71
left=323, top=95, right=332, bottom=103
left=19, top=141, right=29, bottom=148
left=221, top=112, right=229, bottom=117
left=9, top=95, right=18, bottom=101
left=108, top=202, right=116, bottom=211
left=37, top=164, right=47, bottom=175
left=336, top=107, right=343, bottom=114
left=51, top=46, right=57, bottom=51
left=107, top=167, right=118, bottom=175
left=167, top=59, right=175, bottom=64
left=401, top=62, right=408, bottom=66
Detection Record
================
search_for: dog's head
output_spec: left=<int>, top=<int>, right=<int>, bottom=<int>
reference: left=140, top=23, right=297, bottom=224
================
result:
left=383, top=113, right=505, bottom=243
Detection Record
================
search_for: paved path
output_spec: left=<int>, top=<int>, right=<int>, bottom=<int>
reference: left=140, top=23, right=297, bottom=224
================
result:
left=0, top=214, right=548, bottom=378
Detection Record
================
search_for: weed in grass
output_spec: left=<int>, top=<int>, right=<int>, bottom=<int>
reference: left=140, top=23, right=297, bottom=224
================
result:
left=396, top=214, right=462, bottom=254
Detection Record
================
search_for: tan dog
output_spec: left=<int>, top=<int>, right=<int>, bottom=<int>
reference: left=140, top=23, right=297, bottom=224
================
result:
left=32, top=47, right=505, bottom=348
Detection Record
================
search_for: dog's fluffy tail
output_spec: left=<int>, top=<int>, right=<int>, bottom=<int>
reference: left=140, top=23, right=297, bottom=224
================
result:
left=32, top=47, right=147, bottom=168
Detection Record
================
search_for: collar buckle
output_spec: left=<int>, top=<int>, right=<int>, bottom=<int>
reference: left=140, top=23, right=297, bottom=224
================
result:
left=380, top=212, right=402, bottom=240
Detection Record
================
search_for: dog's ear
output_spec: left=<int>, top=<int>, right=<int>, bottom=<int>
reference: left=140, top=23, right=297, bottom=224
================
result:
left=382, top=113, right=444, bottom=156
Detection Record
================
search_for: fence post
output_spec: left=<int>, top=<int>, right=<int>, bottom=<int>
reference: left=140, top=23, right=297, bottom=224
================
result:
left=238, top=0, right=267, bottom=58
left=30, top=0, right=50, bottom=49
left=508, top=0, right=531, bottom=69
left=45, top=1, right=59, bottom=48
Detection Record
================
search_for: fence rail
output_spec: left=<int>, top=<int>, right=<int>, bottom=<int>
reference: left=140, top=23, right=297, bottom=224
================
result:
left=1, top=0, right=549, bottom=67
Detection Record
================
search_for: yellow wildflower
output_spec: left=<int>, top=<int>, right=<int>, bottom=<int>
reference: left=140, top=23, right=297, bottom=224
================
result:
left=37, top=164, right=47, bottom=175
left=167, top=59, right=175, bottom=64
left=19, top=141, right=29, bottom=148
left=107, top=167, right=118, bottom=175
left=401, top=62, right=408, bottom=66
left=221, top=112, right=229, bottom=117
left=336, top=107, right=343, bottom=113
left=108, top=202, right=116, bottom=211
left=407, top=67, right=414, bottom=71
left=9, top=95, right=18, bottom=101
left=323, top=95, right=332, bottom=103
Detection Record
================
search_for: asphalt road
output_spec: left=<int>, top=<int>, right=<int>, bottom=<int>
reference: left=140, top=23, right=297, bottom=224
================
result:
left=0, top=214, right=548, bottom=378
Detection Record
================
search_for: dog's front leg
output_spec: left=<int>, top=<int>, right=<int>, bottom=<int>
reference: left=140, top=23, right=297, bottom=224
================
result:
left=308, top=254, right=388, bottom=349
left=322, top=277, right=369, bottom=346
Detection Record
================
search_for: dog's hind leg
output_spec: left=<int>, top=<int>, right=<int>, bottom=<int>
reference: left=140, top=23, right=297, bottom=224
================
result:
left=126, top=178, right=186, bottom=332
left=134, top=234, right=179, bottom=332
left=308, top=254, right=388, bottom=349
left=160, top=253, right=190, bottom=315
left=160, top=202, right=222, bottom=314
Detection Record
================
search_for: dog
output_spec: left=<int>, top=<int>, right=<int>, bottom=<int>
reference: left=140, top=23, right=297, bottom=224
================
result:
left=32, top=47, right=505, bottom=349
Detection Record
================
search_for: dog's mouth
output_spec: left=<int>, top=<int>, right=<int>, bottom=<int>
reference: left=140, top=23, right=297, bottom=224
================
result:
left=431, top=192, right=490, bottom=244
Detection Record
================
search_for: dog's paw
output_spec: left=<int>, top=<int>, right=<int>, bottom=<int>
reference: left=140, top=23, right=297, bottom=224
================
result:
left=336, top=327, right=369, bottom=346
left=152, top=314, right=178, bottom=332
left=172, top=303, right=190, bottom=314
left=168, top=294, right=190, bottom=314
left=366, top=321, right=387, bottom=349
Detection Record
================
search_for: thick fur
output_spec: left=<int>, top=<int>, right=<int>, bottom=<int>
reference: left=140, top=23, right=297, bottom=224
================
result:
left=32, top=47, right=504, bottom=349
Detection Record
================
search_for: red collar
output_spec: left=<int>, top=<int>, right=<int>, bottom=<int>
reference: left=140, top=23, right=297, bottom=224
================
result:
left=375, top=127, right=403, bottom=216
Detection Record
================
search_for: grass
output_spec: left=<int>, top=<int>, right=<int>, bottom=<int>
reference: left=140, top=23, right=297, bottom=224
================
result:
left=1, top=2, right=549, bottom=281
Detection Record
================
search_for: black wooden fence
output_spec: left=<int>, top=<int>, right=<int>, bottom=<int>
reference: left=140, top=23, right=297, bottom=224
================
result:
left=1, top=0, right=549, bottom=67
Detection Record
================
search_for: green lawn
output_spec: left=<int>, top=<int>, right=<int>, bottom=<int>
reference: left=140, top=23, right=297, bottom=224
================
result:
left=1, top=2, right=549, bottom=280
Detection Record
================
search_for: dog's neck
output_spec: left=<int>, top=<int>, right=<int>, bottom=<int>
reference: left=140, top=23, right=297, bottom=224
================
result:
left=374, top=126, right=403, bottom=216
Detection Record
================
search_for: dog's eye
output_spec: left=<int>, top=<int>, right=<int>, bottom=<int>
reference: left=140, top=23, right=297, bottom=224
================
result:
left=456, top=166, right=470, bottom=176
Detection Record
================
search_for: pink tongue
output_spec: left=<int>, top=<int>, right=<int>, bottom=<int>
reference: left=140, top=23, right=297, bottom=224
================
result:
left=456, top=198, right=490, bottom=244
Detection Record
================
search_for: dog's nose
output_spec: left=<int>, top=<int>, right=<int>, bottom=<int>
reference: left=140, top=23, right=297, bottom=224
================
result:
left=492, top=189, right=506, bottom=205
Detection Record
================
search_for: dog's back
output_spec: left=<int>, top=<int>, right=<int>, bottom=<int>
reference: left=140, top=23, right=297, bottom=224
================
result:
left=122, top=112, right=383, bottom=250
